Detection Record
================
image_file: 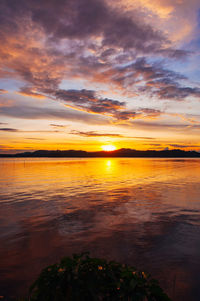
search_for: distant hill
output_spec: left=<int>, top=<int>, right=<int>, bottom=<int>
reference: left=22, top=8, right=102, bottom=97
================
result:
left=1, top=148, right=200, bottom=158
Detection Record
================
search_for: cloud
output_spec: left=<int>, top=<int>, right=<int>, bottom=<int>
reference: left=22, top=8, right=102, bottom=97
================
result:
left=0, top=0, right=199, bottom=135
left=0, top=89, right=8, bottom=94
left=113, top=57, right=200, bottom=100
left=133, top=136, right=155, bottom=140
left=114, top=110, right=144, bottom=121
left=0, top=0, right=166, bottom=90
left=0, top=127, right=60, bottom=133
left=0, top=0, right=193, bottom=99
left=0, top=128, right=19, bottom=132
left=23, top=130, right=61, bottom=133
left=29, top=0, right=166, bottom=53
left=147, top=143, right=162, bottom=146
left=50, top=124, right=67, bottom=128
left=53, top=89, right=99, bottom=104
left=147, top=143, right=200, bottom=149
left=25, top=138, right=46, bottom=140
left=18, top=87, right=46, bottom=99
left=154, top=85, right=200, bottom=100
left=49, top=88, right=164, bottom=121
left=0, top=103, right=109, bottom=125
left=113, top=107, right=162, bottom=121
left=138, top=107, right=162, bottom=117
left=0, top=99, right=14, bottom=108
left=117, top=0, right=200, bottom=44
left=70, top=130, right=157, bottom=139
left=0, top=88, right=163, bottom=123
left=131, top=120, right=200, bottom=131
left=70, top=130, right=123, bottom=137
left=51, top=88, right=130, bottom=118
left=168, top=144, right=199, bottom=148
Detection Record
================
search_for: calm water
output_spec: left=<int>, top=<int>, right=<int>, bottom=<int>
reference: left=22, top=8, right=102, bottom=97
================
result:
left=0, top=158, right=200, bottom=300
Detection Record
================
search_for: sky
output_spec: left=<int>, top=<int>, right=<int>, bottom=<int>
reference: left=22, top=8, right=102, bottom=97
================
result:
left=0, top=0, right=200, bottom=153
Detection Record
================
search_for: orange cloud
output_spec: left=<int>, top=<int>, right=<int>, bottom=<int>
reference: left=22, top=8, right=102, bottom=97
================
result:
left=17, top=89, right=46, bottom=99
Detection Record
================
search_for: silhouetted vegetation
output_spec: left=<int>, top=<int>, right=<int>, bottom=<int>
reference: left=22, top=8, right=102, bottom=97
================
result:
left=1, top=148, right=200, bottom=158
left=27, top=253, right=171, bottom=301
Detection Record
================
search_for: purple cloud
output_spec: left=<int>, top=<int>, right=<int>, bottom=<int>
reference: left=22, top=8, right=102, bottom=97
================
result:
left=0, top=127, right=19, bottom=132
left=0, top=0, right=199, bottom=126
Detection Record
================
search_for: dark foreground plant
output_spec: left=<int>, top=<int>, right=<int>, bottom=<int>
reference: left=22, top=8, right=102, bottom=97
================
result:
left=29, top=253, right=171, bottom=301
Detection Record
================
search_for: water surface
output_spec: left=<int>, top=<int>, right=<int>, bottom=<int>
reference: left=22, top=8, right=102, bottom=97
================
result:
left=0, top=158, right=200, bottom=300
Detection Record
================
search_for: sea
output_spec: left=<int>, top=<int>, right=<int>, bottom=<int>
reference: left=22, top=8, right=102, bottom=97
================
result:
left=0, top=157, right=200, bottom=300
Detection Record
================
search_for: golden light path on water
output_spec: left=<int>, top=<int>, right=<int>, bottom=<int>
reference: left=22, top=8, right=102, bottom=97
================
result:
left=0, top=158, right=200, bottom=301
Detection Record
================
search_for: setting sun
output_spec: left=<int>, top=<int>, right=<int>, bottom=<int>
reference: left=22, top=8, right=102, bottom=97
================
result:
left=101, top=145, right=117, bottom=151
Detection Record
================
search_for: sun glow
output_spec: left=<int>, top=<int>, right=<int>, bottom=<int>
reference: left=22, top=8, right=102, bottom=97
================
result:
left=101, top=145, right=117, bottom=151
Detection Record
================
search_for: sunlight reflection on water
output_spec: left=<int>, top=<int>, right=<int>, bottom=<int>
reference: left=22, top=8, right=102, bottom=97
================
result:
left=0, top=158, right=200, bottom=300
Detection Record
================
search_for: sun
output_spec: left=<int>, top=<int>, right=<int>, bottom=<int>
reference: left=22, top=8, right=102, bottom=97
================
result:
left=101, top=145, right=117, bottom=151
